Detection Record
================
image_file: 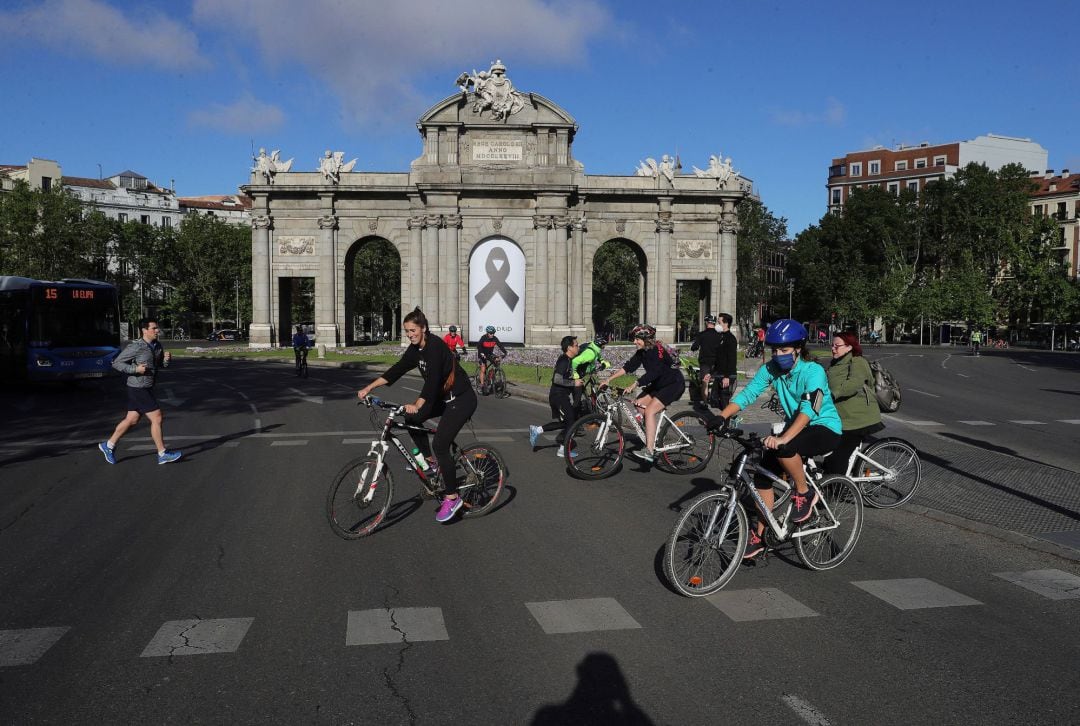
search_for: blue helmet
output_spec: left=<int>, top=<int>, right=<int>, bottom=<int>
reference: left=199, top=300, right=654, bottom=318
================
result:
left=485, top=325, right=496, bottom=334
left=764, top=319, right=808, bottom=346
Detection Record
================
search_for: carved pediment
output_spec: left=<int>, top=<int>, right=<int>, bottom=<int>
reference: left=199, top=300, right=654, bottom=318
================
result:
left=419, top=91, right=576, bottom=128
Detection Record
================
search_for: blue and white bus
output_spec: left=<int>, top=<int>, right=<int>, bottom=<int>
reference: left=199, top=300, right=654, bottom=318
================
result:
left=0, top=276, right=121, bottom=381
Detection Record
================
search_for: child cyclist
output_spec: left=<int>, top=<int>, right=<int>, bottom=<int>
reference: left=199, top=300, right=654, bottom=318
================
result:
left=708, top=319, right=842, bottom=558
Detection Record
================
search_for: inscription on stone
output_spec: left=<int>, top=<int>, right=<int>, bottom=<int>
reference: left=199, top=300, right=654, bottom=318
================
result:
left=472, top=139, right=524, bottom=162
left=676, top=239, right=714, bottom=260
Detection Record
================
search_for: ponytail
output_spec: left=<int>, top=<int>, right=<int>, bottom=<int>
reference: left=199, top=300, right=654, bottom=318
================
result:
left=403, top=307, right=429, bottom=332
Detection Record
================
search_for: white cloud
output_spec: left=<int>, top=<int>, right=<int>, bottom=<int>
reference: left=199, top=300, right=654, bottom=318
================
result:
left=772, top=97, right=847, bottom=128
left=192, top=0, right=611, bottom=126
left=0, top=0, right=209, bottom=70
left=187, top=95, right=285, bottom=133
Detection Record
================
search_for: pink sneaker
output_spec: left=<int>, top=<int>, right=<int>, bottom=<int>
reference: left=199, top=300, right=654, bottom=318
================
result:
left=435, top=496, right=463, bottom=523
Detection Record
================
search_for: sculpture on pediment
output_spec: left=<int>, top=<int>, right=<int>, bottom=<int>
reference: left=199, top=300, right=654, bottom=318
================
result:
left=693, top=154, right=737, bottom=189
left=635, top=154, right=677, bottom=184
left=252, top=148, right=293, bottom=184
left=455, top=59, right=525, bottom=122
left=318, top=150, right=358, bottom=184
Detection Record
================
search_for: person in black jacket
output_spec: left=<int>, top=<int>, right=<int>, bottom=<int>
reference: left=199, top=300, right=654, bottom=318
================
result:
left=690, top=313, right=739, bottom=408
left=602, top=324, right=685, bottom=464
left=528, top=336, right=585, bottom=458
left=357, top=307, right=477, bottom=523
left=691, top=315, right=722, bottom=406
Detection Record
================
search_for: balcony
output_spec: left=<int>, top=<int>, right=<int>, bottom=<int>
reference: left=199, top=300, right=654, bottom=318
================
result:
left=828, top=164, right=846, bottom=178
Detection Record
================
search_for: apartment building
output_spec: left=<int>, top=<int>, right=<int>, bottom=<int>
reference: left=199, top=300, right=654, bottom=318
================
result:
left=178, top=194, right=252, bottom=225
left=1030, top=170, right=1080, bottom=279
left=827, top=134, right=1048, bottom=210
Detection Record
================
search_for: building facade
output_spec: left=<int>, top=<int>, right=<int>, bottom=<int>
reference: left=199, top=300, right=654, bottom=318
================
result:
left=827, top=134, right=1049, bottom=211
left=242, top=62, right=753, bottom=347
left=1030, top=169, right=1080, bottom=279
left=179, top=194, right=253, bottom=225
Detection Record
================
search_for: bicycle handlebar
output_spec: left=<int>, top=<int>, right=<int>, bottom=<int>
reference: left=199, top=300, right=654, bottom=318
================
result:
left=360, top=396, right=406, bottom=415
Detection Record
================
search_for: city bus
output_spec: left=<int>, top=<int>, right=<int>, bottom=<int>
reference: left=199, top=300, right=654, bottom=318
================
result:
left=0, top=276, right=122, bottom=382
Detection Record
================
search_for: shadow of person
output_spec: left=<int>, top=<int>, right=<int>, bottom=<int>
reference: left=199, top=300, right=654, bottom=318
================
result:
left=531, top=652, right=655, bottom=726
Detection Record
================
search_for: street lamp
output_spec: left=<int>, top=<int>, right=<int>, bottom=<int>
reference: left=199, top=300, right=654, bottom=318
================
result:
left=787, top=278, right=795, bottom=317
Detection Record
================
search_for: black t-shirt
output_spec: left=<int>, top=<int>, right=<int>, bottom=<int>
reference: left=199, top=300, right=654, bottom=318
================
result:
left=622, top=346, right=682, bottom=389
left=381, top=333, right=471, bottom=415
left=691, top=328, right=722, bottom=367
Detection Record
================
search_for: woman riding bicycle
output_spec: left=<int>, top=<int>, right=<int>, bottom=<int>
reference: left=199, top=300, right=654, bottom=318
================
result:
left=602, top=323, right=685, bottom=464
left=477, top=325, right=507, bottom=395
left=823, top=331, right=883, bottom=476
left=709, top=319, right=842, bottom=557
left=357, top=307, right=476, bottom=523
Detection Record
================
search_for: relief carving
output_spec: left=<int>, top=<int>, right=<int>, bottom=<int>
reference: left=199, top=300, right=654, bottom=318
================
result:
left=252, top=215, right=272, bottom=230
left=317, top=215, right=338, bottom=230
left=676, top=239, right=714, bottom=260
left=278, top=237, right=315, bottom=255
left=615, top=219, right=626, bottom=234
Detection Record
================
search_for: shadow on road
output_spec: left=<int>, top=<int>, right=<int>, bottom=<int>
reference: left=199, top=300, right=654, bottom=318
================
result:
left=530, top=652, right=655, bottom=726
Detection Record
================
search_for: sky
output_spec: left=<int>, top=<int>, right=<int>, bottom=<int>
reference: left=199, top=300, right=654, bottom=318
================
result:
left=1, top=0, right=1077, bottom=236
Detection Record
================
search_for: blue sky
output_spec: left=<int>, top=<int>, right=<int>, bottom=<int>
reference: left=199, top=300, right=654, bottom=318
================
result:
left=2, top=0, right=1077, bottom=236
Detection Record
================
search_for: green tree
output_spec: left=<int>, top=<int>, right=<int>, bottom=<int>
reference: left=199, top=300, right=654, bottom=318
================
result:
left=351, top=238, right=400, bottom=338
left=0, top=181, right=93, bottom=280
left=172, top=214, right=250, bottom=331
left=592, top=240, right=642, bottom=338
left=736, top=199, right=788, bottom=328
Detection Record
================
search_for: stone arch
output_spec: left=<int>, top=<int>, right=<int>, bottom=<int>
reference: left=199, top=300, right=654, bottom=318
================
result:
left=467, top=235, right=527, bottom=344
left=591, top=237, right=648, bottom=341
left=344, top=236, right=401, bottom=344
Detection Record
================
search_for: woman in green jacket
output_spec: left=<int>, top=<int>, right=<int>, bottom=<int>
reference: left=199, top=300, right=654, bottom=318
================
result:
left=824, top=331, right=883, bottom=475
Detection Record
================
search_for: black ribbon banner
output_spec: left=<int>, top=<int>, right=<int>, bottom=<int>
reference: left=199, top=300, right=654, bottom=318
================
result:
left=474, top=246, right=520, bottom=311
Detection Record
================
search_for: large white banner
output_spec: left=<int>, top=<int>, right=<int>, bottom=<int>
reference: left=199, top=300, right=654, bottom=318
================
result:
left=468, top=237, right=525, bottom=344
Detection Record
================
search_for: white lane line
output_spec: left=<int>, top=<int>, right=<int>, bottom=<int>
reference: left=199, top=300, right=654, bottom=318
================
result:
left=958, top=420, right=994, bottom=426
left=780, top=694, right=833, bottom=726
left=956, top=373, right=970, bottom=378
left=1059, top=419, right=1080, bottom=425
left=906, top=421, right=944, bottom=427
left=1009, top=420, right=1045, bottom=425
left=342, top=438, right=370, bottom=444
left=1016, top=364, right=1037, bottom=372
left=237, top=391, right=250, bottom=401
left=288, top=387, right=324, bottom=404
left=270, top=440, right=308, bottom=446
left=907, top=388, right=940, bottom=398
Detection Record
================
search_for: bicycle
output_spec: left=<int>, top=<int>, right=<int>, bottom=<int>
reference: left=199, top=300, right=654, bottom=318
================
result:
left=564, top=385, right=715, bottom=479
left=294, top=346, right=309, bottom=377
left=173, top=327, right=189, bottom=342
left=686, top=364, right=737, bottom=410
left=326, top=397, right=508, bottom=539
left=744, top=339, right=763, bottom=359
left=577, top=371, right=617, bottom=416
left=474, top=356, right=509, bottom=398
left=827, top=436, right=921, bottom=508
left=664, top=424, right=863, bottom=597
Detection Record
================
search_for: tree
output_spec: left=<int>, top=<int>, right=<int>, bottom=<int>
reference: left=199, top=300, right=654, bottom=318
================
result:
left=736, top=199, right=788, bottom=328
left=592, top=240, right=642, bottom=337
left=351, top=239, right=400, bottom=338
left=0, top=181, right=94, bottom=280
left=172, top=214, right=250, bottom=331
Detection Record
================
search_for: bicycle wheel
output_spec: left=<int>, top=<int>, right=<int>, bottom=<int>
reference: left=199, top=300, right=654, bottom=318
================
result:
left=326, top=457, right=394, bottom=539
left=456, top=444, right=507, bottom=517
left=664, top=490, right=747, bottom=597
left=565, top=413, right=623, bottom=480
left=493, top=368, right=509, bottom=398
left=858, top=438, right=921, bottom=508
left=794, top=475, right=863, bottom=571
left=655, top=410, right=715, bottom=474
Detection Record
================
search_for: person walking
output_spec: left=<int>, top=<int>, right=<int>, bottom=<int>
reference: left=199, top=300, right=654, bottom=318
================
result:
left=529, top=336, right=584, bottom=457
left=690, top=315, right=722, bottom=406
left=713, top=313, right=739, bottom=409
left=97, top=317, right=182, bottom=465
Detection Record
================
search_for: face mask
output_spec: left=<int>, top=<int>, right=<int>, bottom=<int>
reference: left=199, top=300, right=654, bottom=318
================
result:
left=772, top=352, right=796, bottom=371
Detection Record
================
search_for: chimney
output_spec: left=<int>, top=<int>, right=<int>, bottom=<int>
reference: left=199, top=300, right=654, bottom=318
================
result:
left=1045, top=169, right=1054, bottom=179
left=1061, top=169, right=1070, bottom=177
left=1030, top=169, right=1042, bottom=177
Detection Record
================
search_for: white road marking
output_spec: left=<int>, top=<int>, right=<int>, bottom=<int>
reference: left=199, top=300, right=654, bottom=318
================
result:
left=852, top=578, right=982, bottom=610
left=905, top=421, right=944, bottom=427
left=526, top=598, right=642, bottom=634
left=958, top=420, right=994, bottom=426
left=1016, top=364, right=1037, bottom=372
left=706, top=588, right=819, bottom=621
left=956, top=373, right=970, bottom=378
left=1008, top=420, right=1045, bottom=425
left=993, top=570, right=1080, bottom=600
left=0, top=627, right=69, bottom=667
left=346, top=608, right=449, bottom=645
left=907, top=388, right=940, bottom=398
left=141, top=618, right=253, bottom=657
left=270, top=440, right=307, bottom=446
left=780, top=694, right=833, bottom=726
left=288, top=387, right=324, bottom=404
left=342, top=438, right=370, bottom=444
left=158, top=387, right=186, bottom=407
left=1058, top=420, right=1080, bottom=425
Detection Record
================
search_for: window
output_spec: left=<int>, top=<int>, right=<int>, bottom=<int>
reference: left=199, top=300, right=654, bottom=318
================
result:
left=850, top=162, right=862, bottom=177
left=140, top=215, right=150, bottom=225
left=933, top=155, right=947, bottom=166
left=869, top=160, right=881, bottom=175
left=162, top=216, right=172, bottom=228
left=915, top=158, right=927, bottom=169
left=118, top=213, right=128, bottom=222
left=1057, top=202, right=1068, bottom=220
left=907, top=180, right=919, bottom=192
left=895, top=160, right=908, bottom=171
left=41, top=176, right=52, bottom=192
left=1032, top=204, right=1045, bottom=217
left=887, top=182, right=900, bottom=196
left=831, top=188, right=842, bottom=205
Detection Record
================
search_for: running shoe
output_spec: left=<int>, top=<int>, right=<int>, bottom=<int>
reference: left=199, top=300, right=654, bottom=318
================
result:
left=98, top=441, right=116, bottom=465
left=791, top=488, right=820, bottom=523
left=555, top=446, right=578, bottom=459
left=435, top=496, right=463, bottom=523
left=157, top=450, right=182, bottom=465
left=630, top=449, right=655, bottom=463
left=529, top=425, right=542, bottom=449
left=743, top=530, right=765, bottom=559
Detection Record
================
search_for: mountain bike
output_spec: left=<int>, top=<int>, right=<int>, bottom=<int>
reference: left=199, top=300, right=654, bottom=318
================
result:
left=825, top=436, right=921, bottom=508
left=564, top=385, right=715, bottom=479
left=326, top=397, right=508, bottom=539
left=474, top=357, right=509, bottom=398
left=172, top=327, right=189, bottom=341
left=664, top=423, right=863, bottom=597
left=294, top=346, right=309, bottom=378
left=577, top=371, right=617, bottom=416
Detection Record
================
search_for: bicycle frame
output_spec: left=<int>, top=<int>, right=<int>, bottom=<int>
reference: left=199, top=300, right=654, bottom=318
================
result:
left=842, top=442, right=898, bottom=487
left=362, top=405, right=443, bottom=502
left=601, top=392, right=691, bottom=454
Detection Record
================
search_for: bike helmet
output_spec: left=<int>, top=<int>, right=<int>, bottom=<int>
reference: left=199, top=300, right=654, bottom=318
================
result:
left=764, top=318, right=808, bottom=346
left=592, top=334, right=608, bottom=347
left=704, top=314, right=718, bottom=324
left=485, top=325, right=496, bottom=334
left=448, top=325, right=457, bottom=333
left=631, top=323, right=656, bottom=341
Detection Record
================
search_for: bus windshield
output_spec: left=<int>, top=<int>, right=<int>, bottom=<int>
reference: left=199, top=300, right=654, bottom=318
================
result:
left=29, top=285, right=120, bottom=348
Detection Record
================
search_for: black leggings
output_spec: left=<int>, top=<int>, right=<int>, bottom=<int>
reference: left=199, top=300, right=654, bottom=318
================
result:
left=405, top=387, right=478, bottom=495
left=541, top=390, right=577, bottom=444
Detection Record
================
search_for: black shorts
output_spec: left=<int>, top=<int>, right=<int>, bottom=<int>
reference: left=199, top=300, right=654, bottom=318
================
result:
left=756, top=425, right=840, bottom=489
left=644, top=375, right=686, bottom=407
left=126, top=387, right=160, bottom=414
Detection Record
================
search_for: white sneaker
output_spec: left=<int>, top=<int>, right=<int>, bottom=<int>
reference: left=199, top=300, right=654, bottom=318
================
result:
left=529, top=425, right=542, bottom=449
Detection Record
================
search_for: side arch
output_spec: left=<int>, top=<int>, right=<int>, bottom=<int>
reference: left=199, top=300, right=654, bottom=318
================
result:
left=343, top=236, right=401, bottom=344
left=590, top=237, right=648, bottom=341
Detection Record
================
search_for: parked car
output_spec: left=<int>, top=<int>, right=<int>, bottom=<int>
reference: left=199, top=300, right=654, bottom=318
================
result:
left=207, top=329, right=242, bottom=341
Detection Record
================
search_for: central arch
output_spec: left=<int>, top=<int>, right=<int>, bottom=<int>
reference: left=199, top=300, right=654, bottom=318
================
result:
left=592, top=238, right=647, bottom=341
left=344, top=237, right=401, bottom=344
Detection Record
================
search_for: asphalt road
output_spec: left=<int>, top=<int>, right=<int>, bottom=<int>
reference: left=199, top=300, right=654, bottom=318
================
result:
left=0, top=351, right=1078, bottom=725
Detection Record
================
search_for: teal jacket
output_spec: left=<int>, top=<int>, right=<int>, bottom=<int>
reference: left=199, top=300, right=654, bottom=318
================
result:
left=732, top=357, right=842, bottom=434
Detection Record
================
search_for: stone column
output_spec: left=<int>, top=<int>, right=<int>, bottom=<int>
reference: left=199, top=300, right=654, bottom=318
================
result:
left=407, top=215, right=424, bottom=312
left=719, top=201, right=740, bottom=320
left=532, top=215, right=550, bottom=327
left=553, top=216, right=570, bottom=326
left=316, top=213, right=338, bottom=346
left=249, top=214, right=273, bottom=347
left=655, top=197, right=675, bottom=341
left=442, top=214, right=462, bottom=331
left=570, top=215, right=585, bottom=327
left=423, top=214, right=442, bottom=323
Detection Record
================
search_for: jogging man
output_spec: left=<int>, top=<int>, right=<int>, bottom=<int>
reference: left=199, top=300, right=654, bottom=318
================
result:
left=529, top=335, right=585, bottom=457
left=98, top=317, right=182, bottom=465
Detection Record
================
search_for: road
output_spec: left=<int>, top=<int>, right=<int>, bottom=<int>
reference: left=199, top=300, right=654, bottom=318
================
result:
left=0, top=350, right=1078, bottom=725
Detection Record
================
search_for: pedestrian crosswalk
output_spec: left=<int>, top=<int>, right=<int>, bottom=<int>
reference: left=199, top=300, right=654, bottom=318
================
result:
left=4, top=569, right=1077, bottom=667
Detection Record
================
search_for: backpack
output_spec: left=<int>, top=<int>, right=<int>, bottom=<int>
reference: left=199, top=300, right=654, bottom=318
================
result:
left=661, top=344, right=683, bottom=369
left=868, top=360, right=901, bottom=412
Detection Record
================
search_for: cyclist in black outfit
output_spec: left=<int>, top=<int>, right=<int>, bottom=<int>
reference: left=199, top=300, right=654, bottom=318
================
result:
left=477, top=325, right=508, bottom=395
left=357, top=307, right=477, bottom=523
left=528, top=335, right=585, bottom=458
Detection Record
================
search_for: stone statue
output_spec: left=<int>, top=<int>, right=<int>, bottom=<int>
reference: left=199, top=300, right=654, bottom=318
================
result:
left=456, top=59, right=525, bottom=122
left=635, top=158, right=659, bottom=178
left=252, top=147, right=293, bottom=184
left=317, top=150, right=358, bottom=184
left=635, top=154, right=677, bottom=184
left=658, top=154, right=676, bottom=184
left=693, top=154, right=737, bottom=188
